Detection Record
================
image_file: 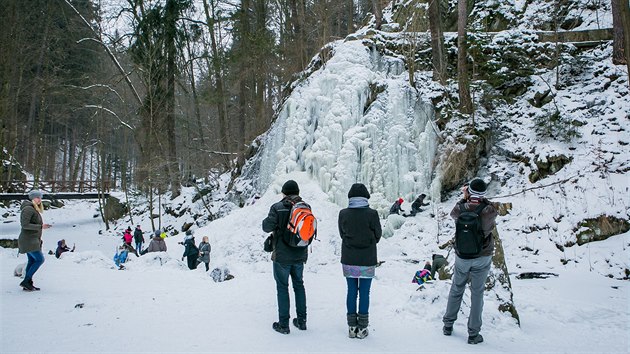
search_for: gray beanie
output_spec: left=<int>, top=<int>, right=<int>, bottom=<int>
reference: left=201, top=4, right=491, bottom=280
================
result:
left=28, top=190, right=44, bottom=200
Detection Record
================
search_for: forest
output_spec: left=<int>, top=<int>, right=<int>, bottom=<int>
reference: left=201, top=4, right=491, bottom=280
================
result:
left=1, top=0, right=628, bottom=199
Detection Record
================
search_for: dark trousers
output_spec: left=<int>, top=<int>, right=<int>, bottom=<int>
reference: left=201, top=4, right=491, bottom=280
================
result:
left=25, top=251, right=45, bottom=281
left=346, top=277, right=372, bottom=315
left=273, top=262, right=306, bottom=327
left=186, top=255, right=198, bottom=270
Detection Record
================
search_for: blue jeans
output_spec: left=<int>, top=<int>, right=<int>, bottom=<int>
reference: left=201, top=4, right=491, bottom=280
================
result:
left=135, top=242, right=143, bottom=252
left=25, top=251, right=45, bottom=280
left=346, top=277, right=372, bottom=315
left=273, top=262, right=306, bottom=327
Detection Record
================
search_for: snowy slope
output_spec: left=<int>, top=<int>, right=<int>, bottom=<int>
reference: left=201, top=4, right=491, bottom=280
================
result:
left=1, top=177, right=628, bottom=353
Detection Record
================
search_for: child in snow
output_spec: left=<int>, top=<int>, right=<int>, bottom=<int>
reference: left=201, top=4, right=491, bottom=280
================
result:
left=114, top=245, right=129, bottom=269
left=409, top=194, right=430, bottom=216
left=55, top=239, right=75, bottom=258
left=122, top=227, right=133, bottom=245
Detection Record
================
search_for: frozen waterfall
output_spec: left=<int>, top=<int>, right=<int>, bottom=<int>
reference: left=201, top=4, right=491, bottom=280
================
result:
left=252, top=39, right=439, bottom=210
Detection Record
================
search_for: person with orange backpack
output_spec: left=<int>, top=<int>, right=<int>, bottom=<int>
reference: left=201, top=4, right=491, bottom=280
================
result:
left=262, top=180, right=316, bottom=335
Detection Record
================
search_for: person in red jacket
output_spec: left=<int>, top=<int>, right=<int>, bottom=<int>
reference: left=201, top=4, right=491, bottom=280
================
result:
left=122, top=227, right=133, bottom=245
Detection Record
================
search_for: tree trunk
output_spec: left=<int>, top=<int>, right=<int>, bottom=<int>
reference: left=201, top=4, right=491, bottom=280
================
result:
left=612, top=0, right=626, bottom=65
left=202, top=0, right=230, bottom=161
left=428, top=0, right=446, bottom=85
left=457, top=0, right=473, bottom=114
left=372, top=0, right=382, bottom=30
left=165, top=0, right=180, bottom=198
left=619, top=0, right=630, bottom=89
left=488, top=227, right=521, bottom=326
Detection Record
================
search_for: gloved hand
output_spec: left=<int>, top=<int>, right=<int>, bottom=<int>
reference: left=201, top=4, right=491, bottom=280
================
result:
left=181, top=256, right=185, bottom=261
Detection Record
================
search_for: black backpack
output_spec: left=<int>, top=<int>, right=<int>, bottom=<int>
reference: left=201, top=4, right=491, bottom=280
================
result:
left=454, top=202, right=488, bottom=258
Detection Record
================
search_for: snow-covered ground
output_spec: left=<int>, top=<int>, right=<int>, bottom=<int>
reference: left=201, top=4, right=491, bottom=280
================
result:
left=1, top=174, right=628, bottom=353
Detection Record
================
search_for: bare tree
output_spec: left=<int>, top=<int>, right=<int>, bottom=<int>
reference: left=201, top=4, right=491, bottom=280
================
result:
left=619, top=0, right=630, bottom=89
left=612, top=0, right=626, bottom=65
left=428, top=0, right=446, bottom=85
left=372, top=0, right=383, bottom=30
left=457, top=0, right=473, bottom=114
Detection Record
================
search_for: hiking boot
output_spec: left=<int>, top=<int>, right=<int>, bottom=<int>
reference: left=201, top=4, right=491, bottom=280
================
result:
left=443, top=326, right=453, bottom=336
left=356, top=327, right=369, bottom=339
left=29, top=279, right=40, bottom=291
left=292, top=318, right=307, bottom=330
left=348, top=326, right=358, bottom=338
left=467, top=334, right=484, bottom=344
left=272, top=322, right=290, bottom=334
left=20, top=279, right=34, bottom=291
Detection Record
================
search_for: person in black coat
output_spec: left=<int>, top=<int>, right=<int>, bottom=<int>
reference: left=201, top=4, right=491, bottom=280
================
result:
left=338, top=183, right=382, bottom=339
left=181, top=235, right=199, bottom=270
left=262, top=180, right=308, bottom=334
left=410, top=194, right=429, bottom=216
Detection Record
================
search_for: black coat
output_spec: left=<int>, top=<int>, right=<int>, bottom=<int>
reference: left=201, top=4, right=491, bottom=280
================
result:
left=338, top=206, right=382, bottom=266
left=262, top=195, right=308, bottom=264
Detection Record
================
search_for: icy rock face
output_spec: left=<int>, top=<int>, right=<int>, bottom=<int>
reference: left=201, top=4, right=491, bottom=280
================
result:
left=255, top=40, right=439, bottom=208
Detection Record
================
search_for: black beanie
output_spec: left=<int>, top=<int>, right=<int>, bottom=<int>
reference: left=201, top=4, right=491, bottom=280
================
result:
left=347, top=183, right=370, bottom=199
left=281, top=180, right=299, bottom=195
left=468, top=178, right=487, bottom=196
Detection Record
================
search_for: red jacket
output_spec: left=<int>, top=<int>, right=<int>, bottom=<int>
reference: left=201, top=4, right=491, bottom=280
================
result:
left=123, top=231, right=133, bottom=244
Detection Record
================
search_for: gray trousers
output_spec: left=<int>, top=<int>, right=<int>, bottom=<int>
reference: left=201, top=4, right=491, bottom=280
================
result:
left=442, top=255, right=492, bottom=336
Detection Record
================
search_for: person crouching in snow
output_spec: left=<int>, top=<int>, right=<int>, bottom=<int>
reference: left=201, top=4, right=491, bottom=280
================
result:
left=389, top=198, right=405, bottom=215
left=409, top=194, right=430, bottom=216
left=55, top=239, right=75, bottom=258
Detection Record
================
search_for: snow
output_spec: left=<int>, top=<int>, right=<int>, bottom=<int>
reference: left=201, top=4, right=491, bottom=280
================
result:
left=1, top=179, right=628, bottom=353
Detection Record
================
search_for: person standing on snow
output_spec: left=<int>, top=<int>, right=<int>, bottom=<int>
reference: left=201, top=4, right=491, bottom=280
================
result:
left=442, top=178, right=497, bottom=345
left=18, top=190, right=52, bottom=291
left=262, top=180, right=308, bottom=334
left=133, top=225, right=144, bottom=253
left=122, top=227, right=133, bottom=246
left=389, top=198, right=405, bottom=215
left=338, top=183, right=382, bottom=339
left=144, top=233, right=167, bottom=253
left=198, top=236, right=211, bottom=271
left=181, top=233, right=199, bottom=270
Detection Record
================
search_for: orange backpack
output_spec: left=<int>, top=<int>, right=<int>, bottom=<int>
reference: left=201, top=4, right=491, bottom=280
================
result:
left=285, top=201, right=317, bottom=247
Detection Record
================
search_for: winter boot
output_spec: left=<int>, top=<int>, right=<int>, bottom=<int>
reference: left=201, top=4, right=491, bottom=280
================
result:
left=347, top=313, right=358, bottom=338
left=29, top=279, right=40, bottom=291
left=443, top=326, right=453, bottom=336
left=467, top=334, right=484, bottom=344
left=20, top=278, right=34, bottom=291
left=292, top=318, right=307, bottom=331
left=272, top=322, right=290, bottom=334
left=356, top=313, right=369, bottom=339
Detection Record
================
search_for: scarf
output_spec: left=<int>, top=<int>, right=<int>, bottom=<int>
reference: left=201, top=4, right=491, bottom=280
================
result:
left=348, top=197, right=369, bottom=208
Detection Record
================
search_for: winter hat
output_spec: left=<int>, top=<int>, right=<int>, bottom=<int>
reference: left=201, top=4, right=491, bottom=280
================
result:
left=398, top=198, right=404, bottom=204
left=347, top=183, right=370, bottom=199
left=468, top=178, right=487, bottom=197
left=281, top=180, right=300, bottom=195
left=28, top=190, right=43, bottom=200
left=154, top=229, right=162, bottom=238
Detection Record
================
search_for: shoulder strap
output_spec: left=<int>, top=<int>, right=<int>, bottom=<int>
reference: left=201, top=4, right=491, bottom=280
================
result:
left=473, top=202, right=487, bottom=215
